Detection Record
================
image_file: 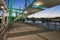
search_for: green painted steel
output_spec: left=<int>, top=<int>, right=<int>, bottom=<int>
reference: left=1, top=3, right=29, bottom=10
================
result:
left=8, top=0, right=14, bottom=22
left=37, top=5, right=44, bottom=9
left=7, top=0, right=30, bottom=22
left=8, top=0, right=22, bottom=22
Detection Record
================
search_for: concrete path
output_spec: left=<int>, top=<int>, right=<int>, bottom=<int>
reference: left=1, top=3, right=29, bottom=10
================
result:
left=7, top=22, right=60, bottom=40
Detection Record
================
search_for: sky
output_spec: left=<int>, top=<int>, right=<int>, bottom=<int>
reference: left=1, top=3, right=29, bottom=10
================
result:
left=0, top=0, right=60, bottom=18
left=3, top=0, right=34, bottom=17
left=5, top=0, right=34, bottom=9
left=28, top=5, right=60, bottom=18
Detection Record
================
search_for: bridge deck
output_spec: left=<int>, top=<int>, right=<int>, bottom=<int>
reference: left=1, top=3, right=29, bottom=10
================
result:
left=7, top=22, right=60, bottom=40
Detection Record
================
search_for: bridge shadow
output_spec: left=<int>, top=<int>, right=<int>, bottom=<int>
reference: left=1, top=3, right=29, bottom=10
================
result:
left=8, top=29, right=53, bottom=39
left=7, top=22, right=54, bottom=40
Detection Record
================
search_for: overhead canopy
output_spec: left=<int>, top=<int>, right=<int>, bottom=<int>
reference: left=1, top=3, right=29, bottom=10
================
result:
left=34, top=0, right=60, bottom=7
left=26, top=0, right=60, bottom=15
left=28, top=5, right=60, bottom=18
left=0, top=0, right=7, bottom=11
left=26, top=8, right=41, bottom=15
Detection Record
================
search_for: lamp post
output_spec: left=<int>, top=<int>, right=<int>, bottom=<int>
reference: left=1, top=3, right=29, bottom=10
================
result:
left=0, top=6, right=7, bottom=40
left=1, top=6, right=5, bottom=29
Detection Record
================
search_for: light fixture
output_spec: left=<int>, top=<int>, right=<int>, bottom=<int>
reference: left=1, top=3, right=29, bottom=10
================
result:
left=23, top=11, right=28, bottom=14
left=1, top=6, right=4, bottom=9
left=33, top=2, right=43, bottom=6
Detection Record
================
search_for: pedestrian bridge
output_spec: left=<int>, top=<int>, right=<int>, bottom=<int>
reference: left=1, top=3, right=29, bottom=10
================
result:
left=0, top=0, right=60, bottom=40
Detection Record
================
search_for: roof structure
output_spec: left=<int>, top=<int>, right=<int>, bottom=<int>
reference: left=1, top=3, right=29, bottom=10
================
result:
left=28, top=5, right=60, bottom=18
left=34, top=0, right=60, bottom=7
left=14, top=0, right=60, bottom=21
left=26, top=0, right=60, bottom=15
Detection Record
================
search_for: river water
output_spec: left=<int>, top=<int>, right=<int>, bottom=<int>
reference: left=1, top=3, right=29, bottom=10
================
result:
left=25, top=20, right=60, bottom=30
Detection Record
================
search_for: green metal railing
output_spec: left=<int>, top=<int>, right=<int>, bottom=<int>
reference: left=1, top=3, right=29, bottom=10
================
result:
left=7, top=0, right=32, bottom=22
